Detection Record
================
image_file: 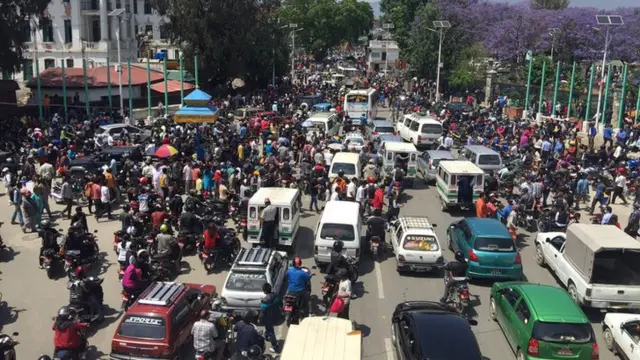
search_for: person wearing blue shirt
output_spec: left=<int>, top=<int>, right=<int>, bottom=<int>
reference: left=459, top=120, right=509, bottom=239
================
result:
left=603, top=124, right=613, bottom=148
left=575, top=176, right=589, bottom=211
left=501, top=201, right=514, bottom=223
left=239, top=124, right=247, bottom=138
left=617, top=127, right=628, bottom=145
left=589, top=180, right=606, bottom=215
left=285, top=257, right=313, bottom=316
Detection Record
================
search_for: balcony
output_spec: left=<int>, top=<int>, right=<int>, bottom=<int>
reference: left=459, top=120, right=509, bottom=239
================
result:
left=80, top=0, right=99, bottom=12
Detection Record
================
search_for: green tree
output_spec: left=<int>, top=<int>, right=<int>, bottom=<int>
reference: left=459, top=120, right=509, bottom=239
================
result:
left=530, top=0, right=570, bottom=10
left=278, top=0, right=373, bottom=61
left=380, top=0, right=427, bottom=50
left=521, top=54, right=553, bottom=88
left=0, top=0, right=51, bottom=74
left=153, top=0, right=289, bottom=88
left=449, top=44, right=488, bottom=88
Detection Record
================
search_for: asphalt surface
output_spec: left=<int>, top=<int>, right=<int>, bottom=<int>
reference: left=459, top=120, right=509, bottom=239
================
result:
left=0, top=110, right=622, bottom=360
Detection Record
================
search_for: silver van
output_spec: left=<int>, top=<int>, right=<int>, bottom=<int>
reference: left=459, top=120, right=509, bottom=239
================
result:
left=458, top=145, right=502, bottom=174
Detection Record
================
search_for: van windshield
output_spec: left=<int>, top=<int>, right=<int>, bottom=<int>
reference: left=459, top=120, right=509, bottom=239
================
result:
left=331, top=163, right=356, bottom=176
left=226, top=272, right=267, bottom=292
left=421, top=124, right=442, bottom=134
left=117, top=316, right=166, bottom=339
left=478, top=154, right=501, bottom=165
left=320, top=223, right=355, bottom=241
left=473, top=237, right=515, bottom=252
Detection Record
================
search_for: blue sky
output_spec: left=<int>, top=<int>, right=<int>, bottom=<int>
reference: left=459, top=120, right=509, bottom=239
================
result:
left=487, top=0, right=637, bottom=8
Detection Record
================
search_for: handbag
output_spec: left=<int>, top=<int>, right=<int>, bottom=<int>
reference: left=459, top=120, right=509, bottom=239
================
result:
left=329, top=296, right=345, bottom=314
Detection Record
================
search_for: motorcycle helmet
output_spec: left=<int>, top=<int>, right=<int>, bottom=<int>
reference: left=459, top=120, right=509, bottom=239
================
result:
left=56, top=306, right=75, bottom=321
left=159, top=224, right=169, bottom=233
left=41, top=219, right=51, bottom=228
left=37, top=356, right=52, bottom=360
left=247, top=345, right=262, bottom=359
left=454, top=251, right=465, bottom=263
left=137, top=249, right=149, bottom=259
left=139, top=177, right=148, bottom=185
left=333, top=240, right=344, bottom=253
left=338, top=169, right=344, bottom=178
left=293, top=256, right=302, bottom=268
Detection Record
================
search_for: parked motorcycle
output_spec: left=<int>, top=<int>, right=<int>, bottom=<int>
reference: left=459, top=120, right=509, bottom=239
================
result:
left=0, top=332, right=19, bottom=360
left=444, top=271, right=471, bottom=317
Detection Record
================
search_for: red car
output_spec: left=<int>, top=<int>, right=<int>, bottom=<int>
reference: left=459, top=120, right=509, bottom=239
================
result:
left=110, top=282, right=216, bottom=360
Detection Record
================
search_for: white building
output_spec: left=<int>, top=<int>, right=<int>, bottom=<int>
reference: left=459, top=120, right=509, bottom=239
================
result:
left=9, top=0, right=179, bottom=84
left=367, top=40, right=399, bottom=72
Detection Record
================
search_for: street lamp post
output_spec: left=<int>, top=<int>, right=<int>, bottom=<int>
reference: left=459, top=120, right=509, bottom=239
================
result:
left=284, top=24, right=303, bottom=82
left=109, top=8, right=126, bottom=118
left=594, top=15, right=624, bottom=125
left=548, top=28, right=560, bottom=65
left=424, top=21, right=451, bottom=103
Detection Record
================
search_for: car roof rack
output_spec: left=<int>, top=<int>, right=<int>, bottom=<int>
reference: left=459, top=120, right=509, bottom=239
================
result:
left=236, top=248, right=272, bottom=267
left=401, top=217, right=434, bottom=231
left=138, top=282, right=185, bottom=306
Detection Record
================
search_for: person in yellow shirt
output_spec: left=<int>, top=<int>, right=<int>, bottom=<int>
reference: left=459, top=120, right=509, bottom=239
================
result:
left=104, top=168, right=117, bottom=201
left=195, top=173, right=204, bottom=195
left=237, top=143, right=244, bottom=161
left=159, top=168, right=169, bottom=199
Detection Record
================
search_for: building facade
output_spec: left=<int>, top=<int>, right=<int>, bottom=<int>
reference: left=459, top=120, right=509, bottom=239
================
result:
left=367, top=40, right=400, bottom=72
left=9, top=0, right=179, bottom=84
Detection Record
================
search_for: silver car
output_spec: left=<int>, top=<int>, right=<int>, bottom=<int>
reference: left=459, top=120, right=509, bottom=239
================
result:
left=417, top=150, right=455, bottom=183
left=94, top=124, right=151, bottom=144
left=367, top=120, right=395, bottom=143
left=220, top=248, right=288, bottom=313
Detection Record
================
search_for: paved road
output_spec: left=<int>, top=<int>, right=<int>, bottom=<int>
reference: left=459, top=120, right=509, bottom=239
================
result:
left=0, top=112, right=622, bottom=360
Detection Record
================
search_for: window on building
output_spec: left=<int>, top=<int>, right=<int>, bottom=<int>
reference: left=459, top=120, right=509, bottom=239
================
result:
left=2, top=70, right=11, bottom=80
left=66, top=59, right=74, bottom=68
left=381, top=52, right=387, bottom=61
left=23, top=24, right=32, bottom=42
left=371, top=52, right=380, bottom=59
left=116, top=0, right=121, bottom=8
left=64, top=19, right=72, bottom=43
left=159, top=24, right=167, bottom=41
left=23, top=60, right=34, bottom=81
left=44, top=59, right=55, bottom=69
left=134, top=24, right=139, bottom=37
left=41, top=18, right=54, bottom=42
left=133, top=0, right=138, bottom=14
left=145, top=25, right=153, bottom=39
left=144, top=0, right=152, bottom=14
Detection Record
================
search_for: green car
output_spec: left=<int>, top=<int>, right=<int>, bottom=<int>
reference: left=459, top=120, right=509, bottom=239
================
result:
left=489, top=282, right=599, bottom=360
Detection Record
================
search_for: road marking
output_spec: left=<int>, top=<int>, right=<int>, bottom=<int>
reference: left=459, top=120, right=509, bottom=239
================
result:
left=375, top=261, right=385, bottom=299
left=384, top=338, right=395, bottom=360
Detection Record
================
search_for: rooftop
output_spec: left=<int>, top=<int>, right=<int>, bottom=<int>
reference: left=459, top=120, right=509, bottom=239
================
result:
left=27, top=65, right=165, bottom=89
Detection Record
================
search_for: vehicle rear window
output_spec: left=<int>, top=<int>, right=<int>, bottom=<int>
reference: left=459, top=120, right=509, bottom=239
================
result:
left=374, top=126, right=394, bottom=133
left=95, top=128, right=105, bottom=135
left=478, top=154, right=501, bottom=165
left=403, top=235, right=439, bottom=251
left=320, top=223, right=355, bottom=241
left=117, top=316, right=166, bottom=339
left=331, top=163, right=356, bottom=176
left=473, top=237, right=515, bottom=252
left=421, top=124, right=442, bottom=134
left=533, top=322, right=593, bottom=344
left=226, top=272, right=267, bottom=292
left=234, top=110, right=244, bottom=117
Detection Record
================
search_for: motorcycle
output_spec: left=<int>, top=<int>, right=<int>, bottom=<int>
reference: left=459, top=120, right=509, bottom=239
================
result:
left=121, top=289, right=138, bottom=311
left=345, top=256, right=360, bottom=283
left=444, top=271, right=471, bottom=316
left=391, top=181, right=403, bottom=199
left=67, top=277, right=104, bottom=323
left=53, top=327, right=88, bottom=360
left=321, top=274, right=339, bottom=311
left=0, top=332, right=19, bottom=360
left=370, top=236, right=382, bottom=261
left=41, top=248, right=62, bottom=279
left=113, top=230, right=125, bottom=254
left=283, top=268, right=311, bottom=326
left=177, top=232, right=199, bottom=254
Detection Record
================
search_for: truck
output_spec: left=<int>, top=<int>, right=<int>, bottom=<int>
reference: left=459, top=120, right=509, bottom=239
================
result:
left=534, top=223, right=640, bottom=309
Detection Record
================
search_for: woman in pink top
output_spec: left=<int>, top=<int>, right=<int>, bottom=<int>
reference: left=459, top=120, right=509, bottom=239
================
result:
left=122, top=261, right=143, bottom=293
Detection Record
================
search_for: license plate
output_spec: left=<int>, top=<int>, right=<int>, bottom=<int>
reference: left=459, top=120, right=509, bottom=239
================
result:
left=557, top=348, right=573, bottom=355
left=147, top=239, right=153, bottom=244
left=412, top=266, right=431, bottom=272
left=284, top=305, right=293, bottom=312
left=491, top=269, right=502, bottom=275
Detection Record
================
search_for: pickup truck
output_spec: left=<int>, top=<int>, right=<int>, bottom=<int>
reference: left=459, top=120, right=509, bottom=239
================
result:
left=534, top=223, right=640, bottom=309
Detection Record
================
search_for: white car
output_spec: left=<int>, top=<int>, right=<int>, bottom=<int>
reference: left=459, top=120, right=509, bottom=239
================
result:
left=343, top=132, right=365, bottom=152
left=603, top=312, right=640, bottom=359
left=389, top=216, right=445, bottom=273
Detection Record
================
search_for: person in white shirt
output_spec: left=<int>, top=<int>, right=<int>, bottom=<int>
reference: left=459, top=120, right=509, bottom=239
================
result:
left=612, top=174, right=628, bottom=205
left=324, top=150, right=334, bottom=167
left=183, top=161, right=193, bottom=193
left=106, top=134, right=115, bottom=146
left=142, top=161, right=154, bottom=180
left=152, top=165, right=162, bottom=193
left=336, top=269, right=352, bottom=319
left=346, top=178, right=357, bottom=200
left=330, top=188, right=340, bottom=201
left=97, top=183, right=112, bottom=221
left=356, top=183, right=366, bottom=211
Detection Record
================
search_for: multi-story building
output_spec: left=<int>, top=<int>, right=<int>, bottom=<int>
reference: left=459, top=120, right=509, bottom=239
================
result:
left=9, top=0, right=179, bottom=84
left=367, top=40, right=399, bottom=72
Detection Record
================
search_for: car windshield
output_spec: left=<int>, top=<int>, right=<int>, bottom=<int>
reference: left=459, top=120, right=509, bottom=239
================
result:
left=331, top=163, right=356, bottom=176
left=117, top=316, right=166, bottom=339
left=347, top=138, right=364, bottom=145
left=421, top=124, right=442, bottom=134
left=473, top=237, right=515, bottom=252
left=375, top=126, right=394, bottom=133
left=533, top=322, right=593, bottom=344
left=225, top=272, right=267, bottom=292
left=403, top=235, right=439, bottom=251
left=320, top=223, right=355, bottom=241
left=478, top=154, right=501, bottom=165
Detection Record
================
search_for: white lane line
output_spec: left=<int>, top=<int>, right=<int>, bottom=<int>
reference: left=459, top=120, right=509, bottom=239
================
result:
left=374, top=261, right=385, bottom=299
left=384, top=338, right=395, bottom=360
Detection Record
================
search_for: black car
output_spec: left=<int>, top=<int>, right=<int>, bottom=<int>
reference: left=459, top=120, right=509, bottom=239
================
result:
left=69, top=146, right=142, bottom=173
left=391, top=301, right=483, bottom=360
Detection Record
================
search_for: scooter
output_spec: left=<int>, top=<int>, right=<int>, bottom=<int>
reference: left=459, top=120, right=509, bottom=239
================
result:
left=370, top=236, right=382, bottom=261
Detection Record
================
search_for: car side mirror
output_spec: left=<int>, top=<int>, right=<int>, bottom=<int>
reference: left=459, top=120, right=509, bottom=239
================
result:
left=432, top=224, right=437, bottom=227
left=545, top=238, right=551, bottom=243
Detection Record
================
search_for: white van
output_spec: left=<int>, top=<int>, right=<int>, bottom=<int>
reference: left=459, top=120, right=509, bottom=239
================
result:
left=459, top=145, right=503, bottom=174
left=395, top=113, right=442, bottom=149
left=314, top=201, right=362, bottom=266
left=329, top=152, right=361, bottom=181
left=305, top=113, right=340, bottom=141
left=280, top=317, right=362, bottom=360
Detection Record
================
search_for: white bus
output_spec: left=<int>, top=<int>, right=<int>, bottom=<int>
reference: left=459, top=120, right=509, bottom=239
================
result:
left=337, top=66, right=358, bottom=86
left=344, top=88, right=378, bottom=125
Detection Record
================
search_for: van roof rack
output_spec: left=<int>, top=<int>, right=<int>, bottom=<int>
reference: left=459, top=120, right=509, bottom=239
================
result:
left=138, top=282, right=185, bottom=306
left=401, top=217, right=434, bottom=230
left=236, top=248, right=272, bottom=267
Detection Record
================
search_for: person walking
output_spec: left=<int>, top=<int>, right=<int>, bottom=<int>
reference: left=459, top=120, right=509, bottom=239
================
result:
left=336, top=269, right=352, bottom=320
left=61, top=176, right=74, bottom=218
left=97, top=180, right=112, bottom=221
left=91, top=178, right=102, bottom=218
left=9, top=181, right=23, bottom=226
left=612, top=173, right=628, bottom=205
left=259, top=283, right=281, bottom=353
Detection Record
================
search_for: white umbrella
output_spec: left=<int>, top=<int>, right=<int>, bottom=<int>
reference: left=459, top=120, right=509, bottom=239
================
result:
left=301, top=120, right=314, bottom=128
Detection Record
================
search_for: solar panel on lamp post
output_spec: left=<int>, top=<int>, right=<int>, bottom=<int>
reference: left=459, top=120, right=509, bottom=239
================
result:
left=433, top=21, right=451, bottom=103
left=594, top=15, right=624, bottom=127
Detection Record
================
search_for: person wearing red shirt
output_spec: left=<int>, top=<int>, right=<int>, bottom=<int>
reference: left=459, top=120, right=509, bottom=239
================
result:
left=203, top=223, right=219, bottom=250
left=53, top=306, right=89, bottom=356
left=151, top=206, right=169, bottom=231
left=370, top=185, right=384, bottom=211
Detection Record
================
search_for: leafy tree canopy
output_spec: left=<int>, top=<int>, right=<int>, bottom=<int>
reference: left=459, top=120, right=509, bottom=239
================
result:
left=278, top=0, right=373, bottom=61
left=153, top=0, right=289, bottom=88
left=531, top=0, right=570, bottom=10
left=0, top=0, right=51, bottom=74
